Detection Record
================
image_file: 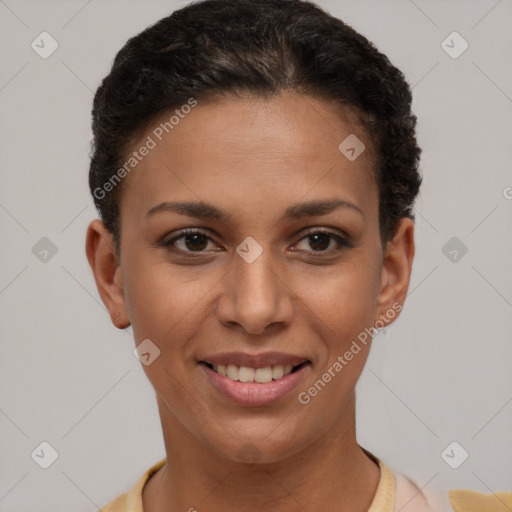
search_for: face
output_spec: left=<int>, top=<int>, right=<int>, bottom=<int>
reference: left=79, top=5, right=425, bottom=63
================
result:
left=86, top=91, right=414, bottom=464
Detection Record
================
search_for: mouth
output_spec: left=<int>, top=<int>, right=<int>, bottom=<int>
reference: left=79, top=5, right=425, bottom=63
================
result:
left=200, top=361, right=310, bottom=384
left=198, top=354, right=311, bottom=406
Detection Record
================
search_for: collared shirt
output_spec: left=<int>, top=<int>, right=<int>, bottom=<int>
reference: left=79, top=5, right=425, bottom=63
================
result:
left=98, top=454, right=512, bottom=512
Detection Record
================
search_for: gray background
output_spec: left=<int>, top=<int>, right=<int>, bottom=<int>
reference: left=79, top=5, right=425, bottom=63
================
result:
left=1, top=0, right=511, bottom=510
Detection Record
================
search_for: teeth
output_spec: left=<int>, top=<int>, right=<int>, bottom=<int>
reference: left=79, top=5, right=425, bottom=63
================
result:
left=226, top=364, right=239, bottom=380
left=238, top=366, right=255, bottom=382
left=272, top=365, right=284, bottom=380
left=211, top=363, right=299, bottom=383
left=254, top=367, right=273, bottom=383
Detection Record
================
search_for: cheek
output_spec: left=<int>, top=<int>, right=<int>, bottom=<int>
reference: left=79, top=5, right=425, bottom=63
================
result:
left=122, top=255, right=221, bottom=350
left=299, top=267, right=380, bottom=408
left=298, top=253, right=382, bottom=342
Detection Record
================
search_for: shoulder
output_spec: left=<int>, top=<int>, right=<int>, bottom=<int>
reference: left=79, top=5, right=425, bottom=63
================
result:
left=97, top=457, right=167, bottom=512
left=395, top=472, right=512, bottom=512
left=394, top=471, right=452, bottom=511
left=448, top=489, right=512, bottom=511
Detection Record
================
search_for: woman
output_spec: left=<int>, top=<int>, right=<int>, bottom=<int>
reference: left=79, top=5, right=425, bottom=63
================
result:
left=85, top=0, right=511, bottom=510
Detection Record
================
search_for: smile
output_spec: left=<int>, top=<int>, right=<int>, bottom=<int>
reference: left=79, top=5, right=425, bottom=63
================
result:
left=199, top=358, right=311, bottom=406
left=202, top=361, right=309, bottom=383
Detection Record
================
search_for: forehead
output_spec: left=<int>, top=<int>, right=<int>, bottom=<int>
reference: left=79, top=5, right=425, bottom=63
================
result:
left=118, top=92, right=377, bottom=224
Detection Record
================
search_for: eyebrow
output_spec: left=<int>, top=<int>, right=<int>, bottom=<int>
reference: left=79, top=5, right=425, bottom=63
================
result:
left=145, top=198, right=364, bottom=221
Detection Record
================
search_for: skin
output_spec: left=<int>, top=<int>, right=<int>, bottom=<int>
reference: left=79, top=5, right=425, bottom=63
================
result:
left=86, top=91, right=415, bottom=512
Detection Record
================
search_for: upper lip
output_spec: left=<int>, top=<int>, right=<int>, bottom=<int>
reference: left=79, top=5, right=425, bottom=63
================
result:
left=200, top=351, right=310, bottom=369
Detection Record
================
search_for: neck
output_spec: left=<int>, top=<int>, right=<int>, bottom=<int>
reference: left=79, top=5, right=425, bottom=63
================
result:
left=143, top=393, right=380, bottom=512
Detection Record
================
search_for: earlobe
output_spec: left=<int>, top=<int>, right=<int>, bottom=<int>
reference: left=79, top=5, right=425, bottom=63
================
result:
left=376, top=217, right=415, bottom=326
left=85, top=219, right=130, bottom=329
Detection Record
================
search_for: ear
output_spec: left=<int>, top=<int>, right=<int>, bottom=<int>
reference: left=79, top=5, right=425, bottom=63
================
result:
left=375, top=217, right=415, bottom=326
left=85, top=219, right=130, bottom=329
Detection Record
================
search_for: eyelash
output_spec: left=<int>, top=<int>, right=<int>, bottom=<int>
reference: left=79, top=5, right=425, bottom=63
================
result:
left=161, top=227, right=353, bottom=256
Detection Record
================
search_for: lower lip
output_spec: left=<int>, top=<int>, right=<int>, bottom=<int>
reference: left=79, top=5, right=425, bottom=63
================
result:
left=200, top=363, right=310, bottom=406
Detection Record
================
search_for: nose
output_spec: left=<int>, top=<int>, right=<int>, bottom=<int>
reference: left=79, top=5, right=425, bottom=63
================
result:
left=216, top=247, right=294, bottom=336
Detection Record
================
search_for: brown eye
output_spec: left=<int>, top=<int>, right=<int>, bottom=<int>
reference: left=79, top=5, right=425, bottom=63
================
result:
left=163, top=229, right=218, bottom=253
left=292, top=229, right=353, bottom=254
left=181, top=233, right=209, bottom=251
left=307, top=233, right=331, bottom=251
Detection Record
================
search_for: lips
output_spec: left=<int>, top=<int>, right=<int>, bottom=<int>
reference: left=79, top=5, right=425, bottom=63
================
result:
left=198, top=351, right=311, bottom=405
